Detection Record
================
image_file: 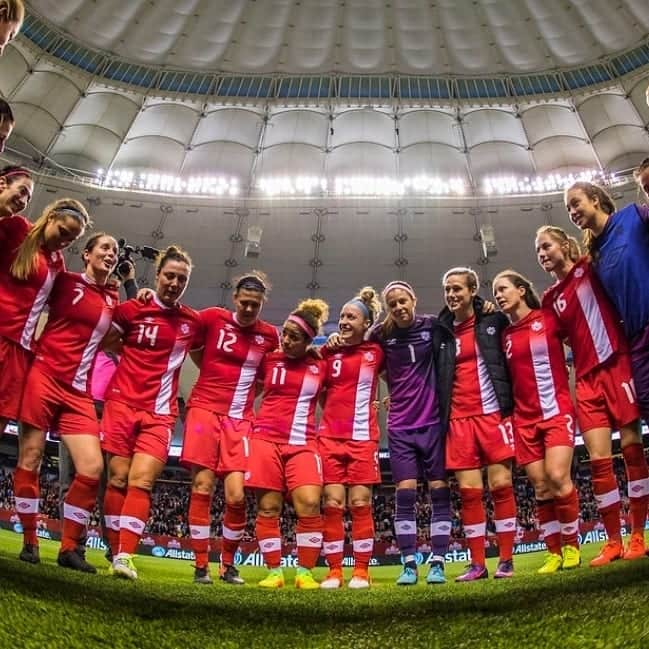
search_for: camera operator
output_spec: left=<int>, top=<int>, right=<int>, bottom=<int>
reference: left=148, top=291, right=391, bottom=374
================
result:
left=57, top=258, right=139, bottom=561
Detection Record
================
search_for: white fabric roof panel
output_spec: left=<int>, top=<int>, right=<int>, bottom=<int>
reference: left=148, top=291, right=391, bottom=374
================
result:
left=255, top=145, right=326, bottom=178
left=263, top=110, right=328, bottom=149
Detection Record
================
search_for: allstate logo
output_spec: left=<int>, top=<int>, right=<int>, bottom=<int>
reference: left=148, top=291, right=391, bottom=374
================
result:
left=13, top=523, right=23, bottom=534
left=400, top=552, right=425, bottom=566
left=152, top=546, right=166, bottom=558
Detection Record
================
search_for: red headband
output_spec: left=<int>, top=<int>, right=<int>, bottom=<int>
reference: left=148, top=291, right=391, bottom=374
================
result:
left=287, top=314, right=316, bottom=339
left=0, top=169, right=32, bottom=180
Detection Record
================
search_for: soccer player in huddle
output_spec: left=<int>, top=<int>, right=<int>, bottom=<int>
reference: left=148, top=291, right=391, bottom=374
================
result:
left=535, top=225, right=647, bottom=564
left=0, top=100, right=15, bottom=154
left=0, top=0, right=23, bottom=56
left=247, top=299, right=328, bottom=589
left=101, top=245, right=202, bottom=580
left=181, top=271, right=279, bottom=585
left=0, top=165, right=32, bottom=220
left=439, top=268, right=517, bottom=581
left=0, top=197, right=85, bottom=442
left=16, top=233, right=119, bottom=572
left=493, top=271, right=581, bottom=573
left=369, top=281, right=455, bottom=586
left=318, top=287, right=384, bottom=590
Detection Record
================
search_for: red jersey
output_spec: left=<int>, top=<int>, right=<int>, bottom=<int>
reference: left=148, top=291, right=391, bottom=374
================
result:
left=542, top=257, right=627, bottom=378
left=451, top=315, right=500, bottom=418
left=503, top=309, right=573, bottom=424
left=33, top=272, right=118, bottom=393
left=188, top=307, right=279, bottom=419
left=0, top=216, right=65, bottom=350
left=253, top=351, right=325, bottom=445
left=318, top=342, right=384, bottom=442
left=105, top=296, right=202, bottom=416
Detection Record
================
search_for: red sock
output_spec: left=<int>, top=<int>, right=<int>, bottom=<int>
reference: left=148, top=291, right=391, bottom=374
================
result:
left=322, top=506, right=345, bottom=571
left=555, top=487, right=580, bottom=549
left=188, top=491, right=211, bottom=569
left=13, top=467, right=40, bottom=546
left=221, top=501, right=246, bottom=567
left=61, top=474, right=99, bottom=552
left=118, top=486, right=150, bottom=556
left=460, top=487, right=486, bottom=567
left=622, top=443, right=649, bottom=534
left=351, top=504, right=374, bottom=571
left=296, top=514, right=323, bottom=570
left=103, top=484, right=126, bottom=556
left=492, top=485, right=517, bottom=562
left=590, top=457, right=622, bottom=542
left=256, top=515, right=282, bottom=569
left=536, top=499, right=562, bottom=555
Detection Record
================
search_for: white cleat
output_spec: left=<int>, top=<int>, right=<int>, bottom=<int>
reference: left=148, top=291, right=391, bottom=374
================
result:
left=112, top=555, right=138, bottom=580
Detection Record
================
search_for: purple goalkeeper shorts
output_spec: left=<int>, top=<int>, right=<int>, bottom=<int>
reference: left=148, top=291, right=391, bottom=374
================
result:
left=388, top=424, right=445, bottom=484
left=630, top=324, right=649, bottom=421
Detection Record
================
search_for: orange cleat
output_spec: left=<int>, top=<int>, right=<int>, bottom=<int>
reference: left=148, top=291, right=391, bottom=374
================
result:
left=589, top=540, right=623, bottom=567
left=623, top=532, right=646, bottom=560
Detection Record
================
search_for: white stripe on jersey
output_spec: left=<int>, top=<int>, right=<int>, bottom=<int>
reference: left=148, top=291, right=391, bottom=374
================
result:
left=229, top=347, right=264, bottom=419
left=155, top=338, right=187, bottom=415
left=475, top=341, right=500, bottom=415
left=352, top=360, right=374, bottom=441
left=20, top=268, right=56, bottom=350
left=575, top=278, right=614, bottom=366
left=288, top=371, right=320, bottom=445
left=72, top=309, right=113, bottom=392
left=528, top=330, right=560, bottom=420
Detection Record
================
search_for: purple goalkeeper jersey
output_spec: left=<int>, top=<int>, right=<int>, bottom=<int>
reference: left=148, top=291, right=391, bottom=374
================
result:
left=369, top=314, right=440, bottom=431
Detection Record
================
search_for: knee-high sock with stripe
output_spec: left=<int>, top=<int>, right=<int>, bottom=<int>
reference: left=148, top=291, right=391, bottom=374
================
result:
left=117, top=486, right=151, bottom=556
left=536, top=499, right=561, bottom=555
left=322, top=505, right=345, bottom=571
left=14, top=467, right=40, bottom=546
left=555, top=487, right=580, bottom=549
left=296, top=514, right=323, bottom=570
left=188, top=491, right=211, bottom=569
left=61, top=474, right=99, bottom=552
left=351, top=504, right=374, bottom=571
left=492, top=485, right=517, bottom=562
left=460, top=487, right=486, bottom=567
left=429, top=486, right=452, bottom=561
left=221, top=501, right=247, bottom=567
left=590, top=457, right=621, bottom=543
left=622, top=443, right=649, bottom=534
left=394, top=488, right=417, bottom=563
left=256, top=515, right=282, bottom=569
left=103, top=484, right=126, bottom=556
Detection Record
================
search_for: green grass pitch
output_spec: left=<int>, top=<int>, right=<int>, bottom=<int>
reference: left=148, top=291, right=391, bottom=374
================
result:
left=1, top=530, right=648, bottom=649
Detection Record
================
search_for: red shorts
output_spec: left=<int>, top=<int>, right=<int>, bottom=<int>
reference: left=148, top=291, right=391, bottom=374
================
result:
left=180, top=407, right=251, bottom=476
left=246, top=437, right=322, bottom=493
left=318, top=436, right=380, bottom=485
left=446, top=412, right=515, bottom=470
left=100, top=400, right=175, bottom=463
left=19, top=364, right=99, bottom=436
left=0, top=336, right=32, bottom=422
left=514, top=411, right=576, bottom=466
left=575, top=353, right=639, bottom=432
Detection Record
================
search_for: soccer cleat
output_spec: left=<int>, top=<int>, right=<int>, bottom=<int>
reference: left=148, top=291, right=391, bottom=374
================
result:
left=537, top=552, right=563, bottom=574
left=219, top=564, right=245, bottom=585
left=258, top=568, right=285, bottom=589
left=57, top=549, right=97, bottom=574
left=104, top=546, right=114, bottom=565
left=494, top=559, right=514, bottom=579
left=348, top=568, right=371, bottom=590
left=19, top=543, right=40, bottom=564
left=396, top=566, right=418, bottom=586
left=623, top=532, right=646, bottom=561
left=112, top=555, right=138, bottom=580
left=426, top=561, right=446, bottom=585
left=455, top=564, right=488, bottom=582
left=561, top=545, right=581, bottom=570
left=589, top=540, right=624, bottom=567
left=193, top=565, right=213, bottom=584
left=294, top=567, right=320, bottom=590
left=320, top=568, right=344, bottom=590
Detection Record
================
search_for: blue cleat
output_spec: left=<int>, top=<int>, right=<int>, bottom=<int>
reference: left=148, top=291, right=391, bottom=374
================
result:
left=426, top=561, right=447, bottom=584
left=396, top=566, right=418, bottom=586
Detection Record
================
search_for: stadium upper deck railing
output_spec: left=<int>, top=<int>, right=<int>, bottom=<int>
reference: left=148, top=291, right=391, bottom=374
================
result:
left=18, top=14, right=649, bottom=102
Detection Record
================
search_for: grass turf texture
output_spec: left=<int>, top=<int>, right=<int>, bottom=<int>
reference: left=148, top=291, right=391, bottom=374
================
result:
left=1, top=531, right=648, bottom=649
